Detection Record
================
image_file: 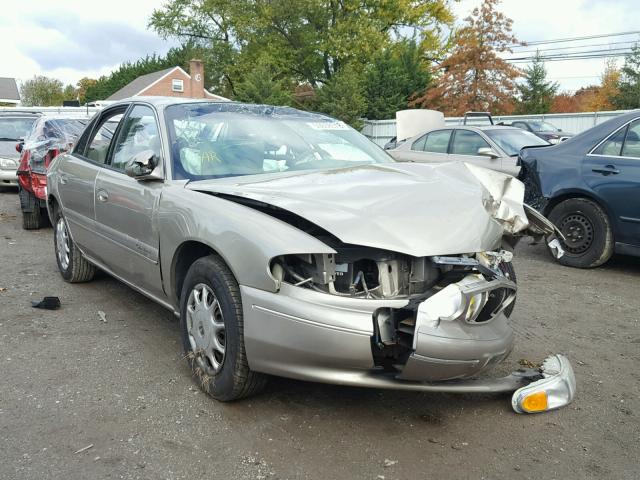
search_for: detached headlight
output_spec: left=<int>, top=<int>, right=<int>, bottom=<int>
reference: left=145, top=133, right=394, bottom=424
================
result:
left=512, top=354, right=576, bottom=413
left=0, top=158, right=18, bottom=169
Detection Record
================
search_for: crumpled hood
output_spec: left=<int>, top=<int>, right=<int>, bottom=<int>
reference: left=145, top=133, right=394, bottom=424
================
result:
left=187, top=162, right=529, bottom=257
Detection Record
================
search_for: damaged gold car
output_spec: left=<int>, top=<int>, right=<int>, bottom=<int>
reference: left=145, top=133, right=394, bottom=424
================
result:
left=46, top=99, right=576, bottom=413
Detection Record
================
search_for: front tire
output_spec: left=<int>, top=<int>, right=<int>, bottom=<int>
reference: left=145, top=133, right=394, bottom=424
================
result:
left=180, top=255, right=267, bottom=401
left=53, top=209, right=95, bottom=282
left=548, top=198, right=613, bottom=268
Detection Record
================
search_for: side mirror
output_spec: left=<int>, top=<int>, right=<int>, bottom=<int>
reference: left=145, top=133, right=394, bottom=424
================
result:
left=477, top=147, right=499, bottom=159
left=16, top=142, right=23, bottom=153
left=124, top=149, right=162, bottom=180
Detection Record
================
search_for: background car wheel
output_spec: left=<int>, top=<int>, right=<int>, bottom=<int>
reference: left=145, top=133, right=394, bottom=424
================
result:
left=53, top=210, right=95, bottom=282
left=180, top=255, right=267, bottom=401
left=19, top=189, right=45, bottom=230
left=548, top=198, right=613, bottom=268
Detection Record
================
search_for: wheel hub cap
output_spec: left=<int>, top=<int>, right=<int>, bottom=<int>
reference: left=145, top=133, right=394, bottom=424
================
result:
left=559, top=213, right=593, bottom=254
left=55, top=217, right=70, bottom=270
left=186, top=284, right=226, bottom=375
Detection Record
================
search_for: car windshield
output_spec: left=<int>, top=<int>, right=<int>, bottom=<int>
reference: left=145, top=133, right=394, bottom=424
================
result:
left=165, top=103, right=392, bottom=180
left=528, top=121, right=560, bottom=132
left=0, top=117, right=37, bottom=141
left=484, top=128, right=549, bottom=156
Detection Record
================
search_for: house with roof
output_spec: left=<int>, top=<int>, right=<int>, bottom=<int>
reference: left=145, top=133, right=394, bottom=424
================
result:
left=0, top=78, right=21, bottom=106
left=106, top=59, right=228, bottom=102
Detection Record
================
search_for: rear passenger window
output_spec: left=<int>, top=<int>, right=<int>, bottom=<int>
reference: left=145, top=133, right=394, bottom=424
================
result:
left=592, top=126, right=627, bottom=156
left=84, top=112, right=124, bottom=164
left=412, top=130, right=451, bottom=153
left=621, top=120, right=640, bottom=158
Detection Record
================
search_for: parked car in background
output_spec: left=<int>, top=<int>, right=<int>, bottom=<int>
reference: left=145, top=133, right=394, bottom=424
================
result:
left=46, top=98, right=575, bottom=413
left=519, top=110, right=640, bottom=268
left=17, top=115, right=89, bottom=229
left=388, top=125, right=549, bottom=176
left=0, top=111, right=40, bottom=187
left=508, top=120, right=574, bottom=144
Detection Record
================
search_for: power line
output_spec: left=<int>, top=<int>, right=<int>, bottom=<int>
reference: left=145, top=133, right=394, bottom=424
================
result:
left=509, top=30, right=640, bottom=47
left=513, top=40, right=638, bottom=55
left=508, top=52, right=632, bottom=63
left=506, top=47, right=634, bottom=61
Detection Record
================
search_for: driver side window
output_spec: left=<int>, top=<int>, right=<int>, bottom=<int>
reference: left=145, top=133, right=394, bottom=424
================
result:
left=111, top=105, right=161, bottom=171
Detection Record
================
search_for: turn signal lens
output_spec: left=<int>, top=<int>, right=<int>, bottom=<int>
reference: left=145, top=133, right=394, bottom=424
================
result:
left=521, top=391, right=548, bottom=412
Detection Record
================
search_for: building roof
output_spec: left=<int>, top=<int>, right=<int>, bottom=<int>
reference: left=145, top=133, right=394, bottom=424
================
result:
left=0, top=77, right=20, bottom=103
left=106, top=67, right=177, bottom=101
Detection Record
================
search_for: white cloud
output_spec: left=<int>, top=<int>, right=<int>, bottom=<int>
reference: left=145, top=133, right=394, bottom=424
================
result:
left=0, top=0, right=174, bottom=87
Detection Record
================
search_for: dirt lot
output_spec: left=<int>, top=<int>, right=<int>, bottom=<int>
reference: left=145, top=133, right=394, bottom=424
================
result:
left=0, top=187, right=638, bottom=480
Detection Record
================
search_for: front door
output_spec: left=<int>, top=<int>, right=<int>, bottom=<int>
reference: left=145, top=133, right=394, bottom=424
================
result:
left=449, top=129, right=505, bottom=173
left=93, top=104, right=165, bottom=297
left=584, top=118, right=640, bottom=248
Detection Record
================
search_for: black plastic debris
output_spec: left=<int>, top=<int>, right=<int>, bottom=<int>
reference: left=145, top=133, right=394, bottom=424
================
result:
left=31, top=296, right=61, bottom=310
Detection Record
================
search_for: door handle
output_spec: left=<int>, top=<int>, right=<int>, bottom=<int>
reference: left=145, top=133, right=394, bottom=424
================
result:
left=592, top=165, right=620, bottom=175
left=97, top=190, right=109, bottom=202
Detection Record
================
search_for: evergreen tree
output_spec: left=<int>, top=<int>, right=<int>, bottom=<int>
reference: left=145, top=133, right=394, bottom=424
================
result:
left=613, top=44, right=640, bottom=109
left=516, top=51, right=558, bottom=114
left=234, top=63, right=293, bottom=106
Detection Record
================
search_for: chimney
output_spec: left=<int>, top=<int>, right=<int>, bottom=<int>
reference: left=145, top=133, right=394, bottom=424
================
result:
left=189, top=59, right=205, bottom=98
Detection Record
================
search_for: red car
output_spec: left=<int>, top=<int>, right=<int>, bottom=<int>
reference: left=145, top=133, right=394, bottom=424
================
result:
left=17, top=116, right=88, bottom=229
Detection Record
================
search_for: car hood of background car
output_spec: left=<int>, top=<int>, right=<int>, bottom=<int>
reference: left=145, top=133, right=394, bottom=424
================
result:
left=187, top=162, right=530, bottom=257
left=0, top=141, right=19, bottom=160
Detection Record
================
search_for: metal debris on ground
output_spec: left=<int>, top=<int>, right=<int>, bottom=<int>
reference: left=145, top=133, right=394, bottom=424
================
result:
left=31, top=296, right=61, bottom=310
left=383, top=459, right=398, bottom=467
left=73, top=444, right=94, bottom=454
left=98, top=311, right=107, bottom=323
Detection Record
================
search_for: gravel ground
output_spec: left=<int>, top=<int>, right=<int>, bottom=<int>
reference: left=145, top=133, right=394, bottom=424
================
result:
left=0, top=187, right=638, bottom=480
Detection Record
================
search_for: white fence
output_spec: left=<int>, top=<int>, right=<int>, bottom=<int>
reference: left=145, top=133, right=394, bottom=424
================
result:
left=362, top=110, right=634, bottom=147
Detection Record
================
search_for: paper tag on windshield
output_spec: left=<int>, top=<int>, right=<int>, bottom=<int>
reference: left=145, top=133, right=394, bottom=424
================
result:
left=307, top=121, right=350, bottom=130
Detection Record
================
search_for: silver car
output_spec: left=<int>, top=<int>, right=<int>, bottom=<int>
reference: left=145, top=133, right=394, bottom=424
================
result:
left=47, top=98, right=575, bottom=413
left=388, top=125, right=549, bottom=176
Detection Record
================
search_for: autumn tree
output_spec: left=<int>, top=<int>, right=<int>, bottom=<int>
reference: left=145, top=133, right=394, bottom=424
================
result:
left=76, top=77, right=97, bottom=104
left=583, top=59, right=620, bottom=111
left=20, top=76, right=64, bottom=106
left=516, top=51, right=558, bottom=114
left=413, top=0, right=521, bottom=115
left=613, top=44, right=640, bottom=109
left=550, top=93, right=580, bottom=113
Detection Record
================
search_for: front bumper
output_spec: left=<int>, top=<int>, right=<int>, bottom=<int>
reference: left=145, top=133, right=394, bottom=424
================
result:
left=0, top=168, right=18, bottom=185
left=241, top=283, right=576, bottom=413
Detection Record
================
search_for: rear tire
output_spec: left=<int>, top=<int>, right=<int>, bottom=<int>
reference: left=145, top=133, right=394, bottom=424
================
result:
left=548, top=198, right=613, bottom=268
left=180, top=255, right=267, bottom=401
left=53, top=209, right=95, bottom=282
left=20, top=189, right=45, bottom=230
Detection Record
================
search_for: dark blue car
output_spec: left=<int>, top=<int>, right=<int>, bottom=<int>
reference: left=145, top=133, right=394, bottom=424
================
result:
left=519, top=110, right=640, bottom=268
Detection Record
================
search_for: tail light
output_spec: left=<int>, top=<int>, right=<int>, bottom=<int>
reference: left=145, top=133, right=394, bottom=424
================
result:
left=44, top=148, right=60, bottom=168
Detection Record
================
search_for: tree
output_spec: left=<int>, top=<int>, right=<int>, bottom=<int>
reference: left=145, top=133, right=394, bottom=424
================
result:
left=234, top=63, right=293, bottom=105
left=516, top=51, right=558, bottom=114
left=20, top=76, right=64, bottom=106
left=413, top=0, right=521, bottom=116
left=76, top=77, right=97, bottom=104
left=62, top=84, right=77, bottom=102
left=315, top=65, right=367, bottom=128
left=149, top=0, right=453, bottom=117
left=583, top=59, right=620, bottom=111
left=613, top=44, right=640, bottom=109
left=550, top=93, right=580, bottom=113
left=363, top=40, right=432, bottom=120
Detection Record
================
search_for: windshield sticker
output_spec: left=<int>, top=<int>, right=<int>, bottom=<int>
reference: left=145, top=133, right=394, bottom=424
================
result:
left=306, top=121, right=350, bottom=131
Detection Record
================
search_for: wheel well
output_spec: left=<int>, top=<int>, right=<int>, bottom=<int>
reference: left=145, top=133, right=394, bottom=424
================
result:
left=543, top=192, right=607, bottom=217
left=47, top=195, right=59, bottom=215
left=172, top=241, right=217, bottom=301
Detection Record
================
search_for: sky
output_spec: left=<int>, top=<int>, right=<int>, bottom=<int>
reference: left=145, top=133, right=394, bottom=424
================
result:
left=1, top=0, right=639, bottom=93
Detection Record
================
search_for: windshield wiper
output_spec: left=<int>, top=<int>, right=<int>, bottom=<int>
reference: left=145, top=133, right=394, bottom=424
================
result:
left=0, top=137, right=19, bottom=141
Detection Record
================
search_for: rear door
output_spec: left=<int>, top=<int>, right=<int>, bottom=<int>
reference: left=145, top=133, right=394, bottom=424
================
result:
left=400, top=129, right=452, bottom=163
left=584, top=118, right=640, bottom=248
left=56, top=107, right=126, bottom=258
left=449, top=129, right=504, bottom=172
left=93, top=103, right=165, bottom=297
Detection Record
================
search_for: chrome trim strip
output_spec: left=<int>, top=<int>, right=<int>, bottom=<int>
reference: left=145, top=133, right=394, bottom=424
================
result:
left=587, top=116, right=640, bottom=157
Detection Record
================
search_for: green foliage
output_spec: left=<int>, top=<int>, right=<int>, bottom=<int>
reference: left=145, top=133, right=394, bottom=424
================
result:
left=149, top=0, right=453, bottom=123
left=613, top=44, right=640, bottom=109
left=315, top=65, right=367, bottom=128
left=83, top=44, right=203, bottom=103
left=364, top=40, right=432, bottom=120
left=516, top=51, right=558, bottom=114
left=62, top=84, right=77, bottom=102
left=234, top=63, right=293, bottom=105
left=20, top=76, right=64, bottom=106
